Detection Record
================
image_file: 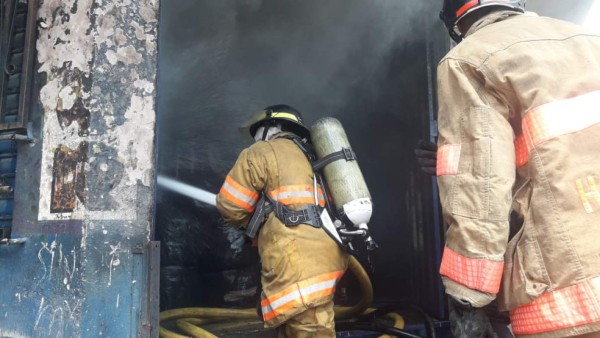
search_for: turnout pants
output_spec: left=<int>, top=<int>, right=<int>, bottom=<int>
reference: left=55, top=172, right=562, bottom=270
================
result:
left=277, top=300, right=335, bottom=338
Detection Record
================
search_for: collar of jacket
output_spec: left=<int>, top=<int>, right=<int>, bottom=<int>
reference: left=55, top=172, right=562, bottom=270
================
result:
left=271, top=131, right=296, bottom=141
left=464, top=10, right=522, bottom=39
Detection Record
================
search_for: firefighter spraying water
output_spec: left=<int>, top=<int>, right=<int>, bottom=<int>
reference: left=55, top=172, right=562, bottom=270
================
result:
left=158, top=106, right=379, bottom=337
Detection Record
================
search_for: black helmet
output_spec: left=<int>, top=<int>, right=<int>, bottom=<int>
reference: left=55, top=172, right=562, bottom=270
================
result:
left=241, top=104, right=310, bottom=140
left=440, top=0, right=525, bottom=42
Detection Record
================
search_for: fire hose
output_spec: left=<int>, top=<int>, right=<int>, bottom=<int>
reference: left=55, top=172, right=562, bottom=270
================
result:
left=157, top=176, right=436, bottom=338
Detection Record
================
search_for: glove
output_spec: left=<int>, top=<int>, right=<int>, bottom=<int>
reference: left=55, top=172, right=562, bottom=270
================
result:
left=414, top=140, right=438, bottom=175
left=449, top=297, right=498, bottom=338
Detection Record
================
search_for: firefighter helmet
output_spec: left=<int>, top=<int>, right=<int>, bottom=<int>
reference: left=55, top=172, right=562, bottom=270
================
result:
left=440, top=0, right=525, bottom=42
left=241, top=104, right=310, bottom=140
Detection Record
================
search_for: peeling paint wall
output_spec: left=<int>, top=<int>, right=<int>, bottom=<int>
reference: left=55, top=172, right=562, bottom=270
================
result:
left=1, top=0, right=159, bottom=336
left=37, top=0, right=157, bottom=221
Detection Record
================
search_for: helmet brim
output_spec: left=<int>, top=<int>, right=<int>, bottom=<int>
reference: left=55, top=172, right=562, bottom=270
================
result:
left=240, top=110, right=311, bottom=139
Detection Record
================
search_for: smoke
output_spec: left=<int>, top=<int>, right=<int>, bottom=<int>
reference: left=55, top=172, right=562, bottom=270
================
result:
left=157, top=0, right=438, bottom=190
left=156, top=0, right=448, bottom=309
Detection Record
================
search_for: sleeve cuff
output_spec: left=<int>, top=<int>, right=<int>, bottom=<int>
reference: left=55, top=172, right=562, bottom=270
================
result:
left=443, top=277, right=496, bottom=308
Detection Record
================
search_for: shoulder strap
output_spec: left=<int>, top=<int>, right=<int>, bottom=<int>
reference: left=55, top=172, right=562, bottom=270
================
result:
left=277, top=134, right=317, bottom=163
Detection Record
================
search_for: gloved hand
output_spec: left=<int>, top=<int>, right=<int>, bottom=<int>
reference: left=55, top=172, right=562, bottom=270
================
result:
left=449, top=297, right=498, bottom=338
left=414, top=140, right=438, bottom=175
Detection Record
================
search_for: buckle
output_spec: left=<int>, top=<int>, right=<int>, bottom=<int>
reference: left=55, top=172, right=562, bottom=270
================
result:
left=342, top=148, right=356, bottom=161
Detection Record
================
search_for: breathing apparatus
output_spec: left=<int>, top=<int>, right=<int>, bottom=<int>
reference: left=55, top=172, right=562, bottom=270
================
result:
left=241, top=105, right=377, bottom=253
left=310, top=117, right=377, bottom=252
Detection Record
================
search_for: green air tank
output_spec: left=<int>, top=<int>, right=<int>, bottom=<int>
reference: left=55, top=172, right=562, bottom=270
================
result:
left=310, top=117, right=372, bottom=229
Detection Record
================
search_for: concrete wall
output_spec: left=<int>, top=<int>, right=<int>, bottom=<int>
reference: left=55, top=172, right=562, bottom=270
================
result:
left=0, top=0, right=159, bottom=336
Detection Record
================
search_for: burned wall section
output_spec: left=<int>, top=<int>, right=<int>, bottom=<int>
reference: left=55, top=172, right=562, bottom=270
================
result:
left=1, top=0, right=159, bottom=336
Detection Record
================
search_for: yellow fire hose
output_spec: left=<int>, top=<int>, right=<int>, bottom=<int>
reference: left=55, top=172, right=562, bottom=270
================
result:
left=160, top=255, right=405, bottom=337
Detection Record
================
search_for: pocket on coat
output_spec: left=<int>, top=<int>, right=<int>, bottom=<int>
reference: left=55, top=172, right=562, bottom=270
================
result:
left=500, top=233, right=551, bottom=310
left=517, top=239, right=550, bottom=298
left=450, top=173, right=514, bottom=221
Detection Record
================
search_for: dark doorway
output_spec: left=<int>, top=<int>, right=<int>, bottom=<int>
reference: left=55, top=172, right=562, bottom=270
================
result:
left=156, top=0, right=449, bottom=322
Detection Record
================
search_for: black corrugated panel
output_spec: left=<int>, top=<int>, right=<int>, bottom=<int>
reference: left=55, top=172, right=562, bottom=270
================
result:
left=0, top=136, right=15, bottom=239
left=0, top=0, right=28, bottom=238
left=1, top=0, right=29, bottom=127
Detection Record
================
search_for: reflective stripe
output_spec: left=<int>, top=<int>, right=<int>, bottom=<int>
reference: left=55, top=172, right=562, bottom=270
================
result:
left=456, top=0, right=478, bottom=17
left=261, top=270, right=344, bottom=322
left=576, top=176, right=600, bottom=213
left=514, top=135, right=528, bottom=168
left=439, top=246, right=504, bottom=294
left=219, top=175, right=259, bottom=212
left=269, top=185, right=325, bottom=206
left=516, top=90, right=600, bottom=167
left=436, top=144, right=461, bottom=176
left=271, top=112, right=299, bottom=122
left=511, top=276, right=600, bottom=335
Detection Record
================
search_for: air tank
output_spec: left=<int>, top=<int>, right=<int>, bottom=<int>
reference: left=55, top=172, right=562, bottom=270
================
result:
left=310, top=117, right=373, bottom=229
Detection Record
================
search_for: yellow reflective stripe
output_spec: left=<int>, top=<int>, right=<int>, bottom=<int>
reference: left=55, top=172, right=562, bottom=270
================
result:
left=576, top=176, right=600, bottom=213
left=270, top=112, right=299, bottom=122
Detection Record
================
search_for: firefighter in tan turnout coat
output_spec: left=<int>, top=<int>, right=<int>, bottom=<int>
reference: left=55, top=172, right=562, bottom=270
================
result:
left=216, top=104, right=349, bottom=337
left=436, top=0, right=600, bottom=337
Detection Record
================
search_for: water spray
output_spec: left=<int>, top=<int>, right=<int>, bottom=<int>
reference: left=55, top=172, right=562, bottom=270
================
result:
left=157, top=175, right=217, bottom=206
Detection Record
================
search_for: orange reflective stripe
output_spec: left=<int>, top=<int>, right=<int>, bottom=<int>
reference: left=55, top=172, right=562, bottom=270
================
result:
left=262, top=287, right=335, bottom=322
left=260, top=270, right=344, bottom=321
left=268, top=185, right=326, bottom=207
left=517, top=90, right=600, bottom=167
left=436, top=144, right=461, bottom=176
left=456, top=0, right=478, bottom=17
left=219, top=188, right=255, bottom=212
left=225, top=176, right=259, bottom=200
left=510, top=276, right=600, bottom=335
left=515, top=135, right=528, bottom=168
left=219, top=175, right=259, bottom=212
left=439, top=246, right=504, bottom=294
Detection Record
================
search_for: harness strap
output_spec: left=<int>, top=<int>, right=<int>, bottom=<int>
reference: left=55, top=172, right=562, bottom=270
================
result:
left=273, top=201, right=322, bottom=228
left=312, top=148, right=356, bottom=171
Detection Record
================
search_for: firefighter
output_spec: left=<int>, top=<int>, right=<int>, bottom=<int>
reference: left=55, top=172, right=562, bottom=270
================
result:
left=435, top=1, right=600, bottom=337
left=216, top=104, right=349, bottom=337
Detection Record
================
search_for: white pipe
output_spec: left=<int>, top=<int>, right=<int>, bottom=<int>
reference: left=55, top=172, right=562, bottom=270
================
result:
left=157, top=175, right=217, bottom=206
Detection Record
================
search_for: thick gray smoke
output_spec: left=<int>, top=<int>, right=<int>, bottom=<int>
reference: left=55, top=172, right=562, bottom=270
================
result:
left=156, top=0, right=448, bottom=313
left=157, top=0, right=437, bottom=191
